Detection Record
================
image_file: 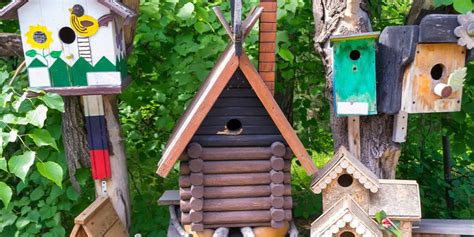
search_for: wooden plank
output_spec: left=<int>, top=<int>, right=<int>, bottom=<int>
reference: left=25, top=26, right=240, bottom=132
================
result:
left=207, top=107, right=269, bottom=116
left=181, top=210, right=292, bottom=225
left=419, top=14, right=459, bottom=43
left=213, top=7, right=233, bottom=40
left=259, top=52, right=276, bottom=62
left=179, top=172, right=291, bottom=187
left=412, top=219, right=474, bottom=235
left=240, top=53, right=317, bottom=176
left=260, top=2, right=277, bottom=11
left=179, top=185, right=292, bottom=200
left=400, top=44, right=465, bottom=113
left=196, top=125, right=280, bottom=135
left=213, top=97, right=262, bottom=107
left=201, top=223, right=271, bottom=228
left=180, top=196, right=292, bottom=212
left=180, top=160, right=291, bottom=174
left=219, top=88, right=256, bottom=98
left=157, top=44, right=239, bottom=177
left=260, top=72, right=276, bottom=82
left=392, top=111, right=408, bottom=143
left=260, top=12, right=277, bottom=23
left=376, top=26, right=419, bottom=115
left=260, top=32, right=277, bottom=42
left=157, top=190, right=180, bottom=206
left=103, top=220, right=128, bottom=237
left=260, top=42, right=276, bottom=53
left=347, top=116, right=361, bottom=160
left=190, top=135, right=285, bottom=147
left=180, top=147, right=277, bottom=161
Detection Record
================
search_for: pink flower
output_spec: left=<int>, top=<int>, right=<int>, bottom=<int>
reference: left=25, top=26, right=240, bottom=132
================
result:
left=382, top=218, right=392, bottom=228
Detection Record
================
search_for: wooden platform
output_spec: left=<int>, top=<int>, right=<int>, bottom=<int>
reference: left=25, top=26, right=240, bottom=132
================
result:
left=412, top=219, right=474, bottom=237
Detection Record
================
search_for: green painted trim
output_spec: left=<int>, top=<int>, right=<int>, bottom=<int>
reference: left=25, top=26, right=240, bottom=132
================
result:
left=28, top=58, right=47, bottom=68
left=330, top=32, right=380, bottom=42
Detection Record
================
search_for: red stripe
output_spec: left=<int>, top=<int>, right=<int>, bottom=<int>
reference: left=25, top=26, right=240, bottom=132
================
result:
left=89, top=150, right=111, bottom=180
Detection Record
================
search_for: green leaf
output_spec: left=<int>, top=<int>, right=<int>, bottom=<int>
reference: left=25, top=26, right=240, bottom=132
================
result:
left=12, top=92, right=27, bottom=112
left=36, top=162, right=63, bottom=187
left=28, top=129, right=58, bottom=150
left=453, top=0, right=473, bottom=13
left=177, top=2, right=194, bottom=20
left=8, top=129, right=17, bottom=142
left=278, top=48, right=295, bottom=62
left=26, top=105, right=48, bottom=128
left=25, top=50, right=37, bottom=57
left=194, top=22, right=209, bottom=33
left=49, top=51, right=62, bottom=59
left=0, top=71, right=8, bottom=85
left=0, top=182, right=12, bottom=208
left=8, top=151, right=35, bottom=181
left=39, top=93, right=64, bottom=112
left=0, top=158, right=7, bottom=172
left=375, top=210, right=387, bottom=223
left=0, top=92, right=13, bottom=107
left=29, top=187, right=44, bottom=201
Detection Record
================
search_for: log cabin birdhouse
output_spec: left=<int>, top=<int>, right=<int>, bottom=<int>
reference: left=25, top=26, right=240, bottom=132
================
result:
left=310, top=147, right=421, bottom=237
left=156, top=4, right=317, bottom=233
left=0, top=0, right=136, bottom=96
left=331, top=33, right=379, bottom=116
left=378, top=14, right=473, bottom=115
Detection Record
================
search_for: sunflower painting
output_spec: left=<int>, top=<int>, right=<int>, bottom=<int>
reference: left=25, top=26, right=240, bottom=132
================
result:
left=25, top=24, right=53, bottom=49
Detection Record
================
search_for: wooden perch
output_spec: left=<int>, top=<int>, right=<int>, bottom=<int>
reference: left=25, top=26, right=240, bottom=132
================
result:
left=0, top=33, right=22, bottom=57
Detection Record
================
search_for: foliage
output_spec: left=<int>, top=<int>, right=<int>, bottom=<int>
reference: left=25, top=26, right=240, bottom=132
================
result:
left=0, top=67, right=96, bottom=236
left=375, top=210, right=403, bottom=237
left=434, top=0, right=474, bottom=13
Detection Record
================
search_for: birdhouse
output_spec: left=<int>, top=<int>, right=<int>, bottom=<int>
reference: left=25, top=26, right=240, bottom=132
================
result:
left=331, top=33, right=379, bottom=116
left=378, top=14, right=471, bottom=114
left=310, top=147, right=421, bottom=237
left=0, top=0, right=136, bottom=96
left=156, top=4, right=317, bottom=233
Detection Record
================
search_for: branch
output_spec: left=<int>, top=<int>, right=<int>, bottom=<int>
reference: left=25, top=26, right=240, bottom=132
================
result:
left=0, top=33, right=23, bottom=57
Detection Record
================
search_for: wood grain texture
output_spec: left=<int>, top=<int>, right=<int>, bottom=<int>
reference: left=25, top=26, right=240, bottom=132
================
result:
left=347, top=116, right=360, bottom=160
left=190, top=135, right=284, bottom=147
left=157, top=44, right=239, bottom=177
left=181, top=210, right=292, bottom=225
left=240, top=53, right=317, bottom=175
left=179, top=172, right=291, bottom=187
left=180, top=160, right=290, bottom=174
left=259, top=0, right=277, bottom=93
left=180, top=185, right=291, bottom=200
left=0, top=33, right=23, bottom=57
left=376, top=26, right=419, bottom=114
left=180, top=196, right=292, bottom=212
left=418, top=14, right=459, bottom=43
left=412, top=219, right=474, bottom=235
left=401, top=44, right=465, bottom=113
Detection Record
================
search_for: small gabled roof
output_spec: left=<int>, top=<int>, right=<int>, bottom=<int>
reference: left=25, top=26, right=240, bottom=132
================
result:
left=156, top=44, right=318, bottom=177
left=311, top=146, right=379, bottom=194
left=0, top=0, right=137, bottom=20
left=311, top=195, right=382, bottom=237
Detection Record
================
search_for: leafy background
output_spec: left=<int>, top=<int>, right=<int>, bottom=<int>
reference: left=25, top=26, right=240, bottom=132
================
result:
left=0, top=0, right=472, bottom=236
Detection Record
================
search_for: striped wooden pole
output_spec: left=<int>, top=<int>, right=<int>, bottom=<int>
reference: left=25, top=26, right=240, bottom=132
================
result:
left=259, top=0, right=277, bottom=94
left=82, top=95, right=111, bottom=180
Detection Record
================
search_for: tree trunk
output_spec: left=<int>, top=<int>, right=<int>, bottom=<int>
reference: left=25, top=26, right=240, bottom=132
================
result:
left=0, top=33, right=22, bottom=57
left=313, top=0, right=401, bottom=178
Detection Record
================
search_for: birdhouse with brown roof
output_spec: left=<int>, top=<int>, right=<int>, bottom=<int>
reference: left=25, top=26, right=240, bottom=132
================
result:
left=310, top=147, right=422, bottom=237
left=156, top=3, right=317, bottom=233
left=0, top=0, right=136, bottom=95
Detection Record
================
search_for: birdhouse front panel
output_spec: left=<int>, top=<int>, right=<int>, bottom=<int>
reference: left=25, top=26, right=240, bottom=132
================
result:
left=401, top=43, right=466, bottom=113
left=17, top=0, right=127, bottom=94
left=332, top=34, right=378, bottom=116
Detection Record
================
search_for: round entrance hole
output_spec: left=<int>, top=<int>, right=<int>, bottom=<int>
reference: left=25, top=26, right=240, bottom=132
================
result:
left=226, top=119, right=242, bottom=132
left=340, top=231, right=355, bottom=237
left=349, top=50, right=361, bottom=60
left=337, top=174, right=353, bottom=187
left=430, top=63, right=445, bottom=80
left=59, top=27, right=76, bottom=44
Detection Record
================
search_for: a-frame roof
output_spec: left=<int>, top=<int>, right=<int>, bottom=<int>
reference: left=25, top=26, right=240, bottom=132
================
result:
left=156, top=44, right=318, bottom=177
left=311, top=146, right=379, bottom=194
left=0, top=0, right=137, bottom=20
left=311, top=195, right=382, bottom=237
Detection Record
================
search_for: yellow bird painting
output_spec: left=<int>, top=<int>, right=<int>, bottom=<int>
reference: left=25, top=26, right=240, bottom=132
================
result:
left=69, top=4, right=113, bottom=37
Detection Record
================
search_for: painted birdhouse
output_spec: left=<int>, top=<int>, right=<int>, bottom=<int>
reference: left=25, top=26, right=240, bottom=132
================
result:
left=310, top=147, right=421, bottom=237
left=378, top=14, right=471, bottom=114
left=0, top=0, right=136, bottom=96
left=331, top=32, right=379, bottom=116
left=156, top=5, right=317, bottom=233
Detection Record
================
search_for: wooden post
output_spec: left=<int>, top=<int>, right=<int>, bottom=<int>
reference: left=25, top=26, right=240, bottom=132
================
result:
left=347, top=116, right=361, bottom=160
left=187, top=143, right=204, bottom=232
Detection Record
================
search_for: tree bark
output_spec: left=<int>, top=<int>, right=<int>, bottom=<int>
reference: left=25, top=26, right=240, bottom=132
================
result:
left=313, top=0, right=401, bottom=178
left=0, top=33, right=22, bottom=57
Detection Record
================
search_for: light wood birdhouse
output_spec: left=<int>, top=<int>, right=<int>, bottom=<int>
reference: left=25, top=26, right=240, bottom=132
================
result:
left=331, top=33, right=380, bottom=116
left=0, top=0, right=136, bottom=95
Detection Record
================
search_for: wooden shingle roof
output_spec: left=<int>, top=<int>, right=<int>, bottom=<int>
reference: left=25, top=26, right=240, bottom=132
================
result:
left=156, top=45, right=318, bottom=177
left=311, top=146, right=379, bottom=194
left=0, top=0, right=137, bottom=20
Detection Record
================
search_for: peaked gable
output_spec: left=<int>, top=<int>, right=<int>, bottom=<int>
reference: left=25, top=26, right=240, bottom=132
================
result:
left=0, top=0, right=136, bottom=20
left=311, top=146, right=379, bottom=194
left=156, top=45, right=317, bottom=177
left=311, top=195, right=382, bottom=237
